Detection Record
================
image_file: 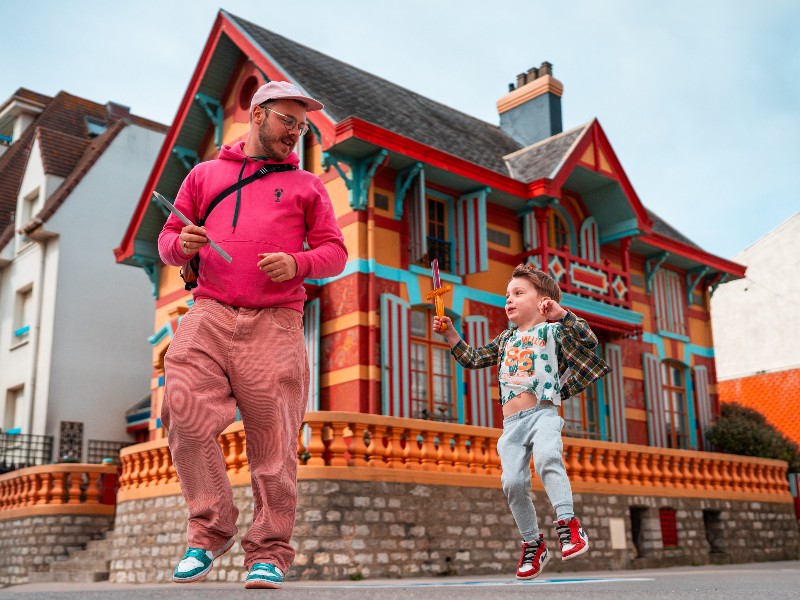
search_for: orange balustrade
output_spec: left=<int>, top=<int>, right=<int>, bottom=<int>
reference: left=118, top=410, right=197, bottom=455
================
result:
left=114, top=412, right=793, bottom=503
left=0, top=463, right=118, bottom=520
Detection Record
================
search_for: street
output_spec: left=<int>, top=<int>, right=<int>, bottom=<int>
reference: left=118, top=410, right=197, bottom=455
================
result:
left=1, top=560, right=798, bottom=599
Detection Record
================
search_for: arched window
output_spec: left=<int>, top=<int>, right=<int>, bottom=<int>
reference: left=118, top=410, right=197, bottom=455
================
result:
left=561, top=382, right=601, bottom=440
left=661, top=361, right=690, bottom=449
left=410, top=308, right=455, bottom=421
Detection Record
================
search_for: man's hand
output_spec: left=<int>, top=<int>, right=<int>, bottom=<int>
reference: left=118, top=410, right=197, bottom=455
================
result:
left=539, top=298, right=568, bottom=321
left=258, top=252, right=298, bottom=282
left=179, top=225, right=208, bottom=256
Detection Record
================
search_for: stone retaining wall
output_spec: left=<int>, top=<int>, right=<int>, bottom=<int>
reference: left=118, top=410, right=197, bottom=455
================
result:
left=107, top=479, right=800, bottom=583
left=0, top=514, right=114, bottom=586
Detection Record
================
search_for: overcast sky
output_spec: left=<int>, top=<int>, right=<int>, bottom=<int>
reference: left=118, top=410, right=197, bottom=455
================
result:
left=2, top=0, right=797, bottom=261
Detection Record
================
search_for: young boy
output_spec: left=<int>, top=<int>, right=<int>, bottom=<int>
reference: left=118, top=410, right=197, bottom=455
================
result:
left=433, top=263, right=610, bottom=579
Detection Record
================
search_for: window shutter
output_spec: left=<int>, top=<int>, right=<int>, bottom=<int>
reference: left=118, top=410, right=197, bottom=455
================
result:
left=408, top=171, right=427, bottom=264
left=692, top=365, right=712, bottom=446
left=303, top=298, right=320, bottom=411
left=522, top=212, right=540, bottom=268
left=380, top=294, right=411, bottom=417
left=579, top=216, right=600, bottom=263
left=643, top=353, right=667, bottom=447
left=464, top=316, right=493, bottom=427
left=604, top=343, right=627, bottom=443
left=456, top=190, right=488, bottom=275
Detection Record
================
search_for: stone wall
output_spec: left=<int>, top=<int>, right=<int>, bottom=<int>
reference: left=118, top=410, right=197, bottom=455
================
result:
left=107, top=479, right=800, bottom=583
left=0, top=514, right=114, bottom=586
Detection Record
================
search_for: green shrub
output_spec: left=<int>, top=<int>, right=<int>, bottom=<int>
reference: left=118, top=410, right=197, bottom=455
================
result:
left=705, top=402, right=800, bottom=472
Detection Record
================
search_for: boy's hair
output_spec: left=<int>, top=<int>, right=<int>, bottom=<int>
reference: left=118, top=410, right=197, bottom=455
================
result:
left=511, top=263, right=562, bottom=302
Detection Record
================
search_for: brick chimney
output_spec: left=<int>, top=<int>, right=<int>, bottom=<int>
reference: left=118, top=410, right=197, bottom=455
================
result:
left=105, top=101, right=130, bottom=120
left=497, top=61, right=563, bottom=146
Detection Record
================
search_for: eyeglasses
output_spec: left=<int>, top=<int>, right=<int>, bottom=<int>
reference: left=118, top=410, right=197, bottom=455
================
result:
left=260, top=105, right=309, bottom=136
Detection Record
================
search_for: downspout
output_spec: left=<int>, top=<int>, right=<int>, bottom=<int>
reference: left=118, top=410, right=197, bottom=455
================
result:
left=367, top=199, right=378, bottom=414
left=26, top=237, right=47, bottom=441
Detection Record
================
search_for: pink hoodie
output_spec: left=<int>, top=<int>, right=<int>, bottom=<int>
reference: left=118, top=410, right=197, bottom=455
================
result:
left=158, top=142, right=347, bottom=311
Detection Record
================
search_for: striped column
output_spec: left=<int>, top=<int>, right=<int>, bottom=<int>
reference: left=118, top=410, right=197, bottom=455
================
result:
left=604, top=344, right=627, bottom=443
left=643, top=353, right=667, bottom=447
left=464, top=316, right=493, bottom=428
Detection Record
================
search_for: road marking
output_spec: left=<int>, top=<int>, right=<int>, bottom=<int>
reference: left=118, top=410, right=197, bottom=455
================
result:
left=315, top=577, right=653, bottom=588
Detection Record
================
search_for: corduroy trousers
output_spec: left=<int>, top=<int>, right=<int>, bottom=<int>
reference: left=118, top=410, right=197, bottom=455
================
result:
left=162, top=298, right=308, bottom=573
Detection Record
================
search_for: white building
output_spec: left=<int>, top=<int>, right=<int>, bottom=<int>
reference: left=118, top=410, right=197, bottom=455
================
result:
left=711, top=212, right=800, bottom=380
left=0, top=89, right=165, bottom=465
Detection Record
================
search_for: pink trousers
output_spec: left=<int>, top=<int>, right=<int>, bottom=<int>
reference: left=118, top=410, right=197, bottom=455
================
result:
left=162, top=298, right=308, bottom=572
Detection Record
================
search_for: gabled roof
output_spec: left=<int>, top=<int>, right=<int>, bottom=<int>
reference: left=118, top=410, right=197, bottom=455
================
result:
left=0, top=88, right=51, bottom=114
left=115, top=9, right=744, bottom=280
left=503, top=124, right=588, bottom=183
left=0, top=90, right=165, bottom=250
left=228, top=12, right=521, bottom=174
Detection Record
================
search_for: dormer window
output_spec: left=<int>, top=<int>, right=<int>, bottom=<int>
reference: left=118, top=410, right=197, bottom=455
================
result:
left=86, top=118, right=107, bottom=138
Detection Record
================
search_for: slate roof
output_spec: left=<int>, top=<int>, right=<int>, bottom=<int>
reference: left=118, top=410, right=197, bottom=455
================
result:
left=0, top=90, right=165, bottom=249
left=503, top=124, right=588, bottom=183
left=228, top=12, right=522, bottom=174
left=646, top=208, right=700, bottom=249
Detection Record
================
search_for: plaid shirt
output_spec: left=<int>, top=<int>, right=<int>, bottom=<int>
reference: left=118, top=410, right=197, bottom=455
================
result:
left=450, top=310, right=611, bottom=403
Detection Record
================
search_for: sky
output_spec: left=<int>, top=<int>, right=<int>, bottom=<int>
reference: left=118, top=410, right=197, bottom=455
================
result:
left=2, top=0, right=798, bottom=261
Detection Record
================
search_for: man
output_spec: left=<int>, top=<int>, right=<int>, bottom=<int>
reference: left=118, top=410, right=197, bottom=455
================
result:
left=158, top=81, right=347, bottom=589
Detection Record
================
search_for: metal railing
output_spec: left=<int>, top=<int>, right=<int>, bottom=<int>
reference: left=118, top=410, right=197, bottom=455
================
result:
left=0, top=433, right=54, bottom=474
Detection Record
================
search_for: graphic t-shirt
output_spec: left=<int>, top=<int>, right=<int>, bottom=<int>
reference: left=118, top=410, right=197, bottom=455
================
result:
left=498, top=322, right=562, bottom=405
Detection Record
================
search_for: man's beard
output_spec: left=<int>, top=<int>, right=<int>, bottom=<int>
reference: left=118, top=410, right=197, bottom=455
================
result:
left=257, top=121, right=295, bottom=162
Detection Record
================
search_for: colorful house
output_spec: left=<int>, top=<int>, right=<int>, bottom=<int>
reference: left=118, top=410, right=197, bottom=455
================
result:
left=116, top=11, right=745, bottom=454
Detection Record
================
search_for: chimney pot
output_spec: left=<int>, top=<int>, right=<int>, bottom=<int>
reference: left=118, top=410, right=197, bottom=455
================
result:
left=539, top=61, right=553, bottom=76
left=516, top=73, right=527, bottom=88
left=508, top=83, right=515, bottom=92
left=527, top=67, right=539, bottom=81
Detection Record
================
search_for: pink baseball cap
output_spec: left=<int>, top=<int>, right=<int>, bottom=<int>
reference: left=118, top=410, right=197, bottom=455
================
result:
left=250, top=80, right=324, bottom=112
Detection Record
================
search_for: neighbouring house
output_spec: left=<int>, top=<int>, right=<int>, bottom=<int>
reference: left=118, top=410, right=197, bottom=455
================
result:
left=0, top=88, right=166, bottom=469
left=711, top=212, right=800, bottom=446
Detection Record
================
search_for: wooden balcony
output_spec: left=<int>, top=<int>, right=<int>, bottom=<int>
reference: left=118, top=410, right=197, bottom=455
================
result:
left=519, top=245, right=631, bottom=309
left=115, top=412, right=792, bottom=504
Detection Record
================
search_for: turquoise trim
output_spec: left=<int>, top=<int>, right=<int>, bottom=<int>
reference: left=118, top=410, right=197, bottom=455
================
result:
left=645, top=252, right=669, bottom=293
left=684, top=362, right=698, bottom=448
left=560, top=292, right=643, bottom=325
left=158, top=375, right=164, bottom=386
left=408, top=265, right=462, bottom=285
left=195, top=93, right=224, bottom=149
left=148, top=322, right=173, bottom=346
left=13, top=325, right=30, bottom=337
left=453, top=314, right=466, bottom=425
left=323, top=149, right=388, bottom=210
left=172, top=146, right=200, bottom=172
left=711, top=273, right=730, bottom=296
left=686, top=266, right=710, bottom=305
left=658, top=330, right=690, bottom=343
left=641, top=332, right=666, bottom=359
left=594, top=345, right=609, bottom=441
left=394, top=162, right=423, bottom=219
left=684, top=343, right=714, bottom=360
left=0, top=134, right=12, bottom=144
left=598, top=218, right=639, bottom=245
left=155, top=418, right=162, bottom=428
left=516, top=197, right=557, bottom=216
left=131, top=255, right=161, bottom=299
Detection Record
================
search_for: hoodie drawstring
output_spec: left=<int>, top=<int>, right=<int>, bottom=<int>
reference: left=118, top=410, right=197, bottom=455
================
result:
left=231, top=158, right=248, bottom=231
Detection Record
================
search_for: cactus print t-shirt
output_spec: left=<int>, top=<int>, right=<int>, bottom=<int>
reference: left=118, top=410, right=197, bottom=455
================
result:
left=498, top=322, right=562, bottom=406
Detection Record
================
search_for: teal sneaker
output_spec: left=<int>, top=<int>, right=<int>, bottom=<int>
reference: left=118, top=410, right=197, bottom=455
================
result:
left=244, top=563, right=284, bottom=589
left=172, top=537, right=235, bottom=583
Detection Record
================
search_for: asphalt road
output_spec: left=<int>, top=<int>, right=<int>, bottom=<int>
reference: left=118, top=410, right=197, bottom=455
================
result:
left=1, top=561, right=798, bottom=599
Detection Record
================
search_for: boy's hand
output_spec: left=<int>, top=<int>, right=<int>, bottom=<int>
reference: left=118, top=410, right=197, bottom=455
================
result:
left=433, top=315, right=452, bottom=334
left=539, top=298, right=568, bottom=321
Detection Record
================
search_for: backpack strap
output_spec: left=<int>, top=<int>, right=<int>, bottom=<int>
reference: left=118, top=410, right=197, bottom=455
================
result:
left=198, top=163, right=297, bottom=226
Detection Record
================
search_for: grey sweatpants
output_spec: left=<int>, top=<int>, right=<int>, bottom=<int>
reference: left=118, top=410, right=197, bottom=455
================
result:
left=496, top=404, right=574, bottom=541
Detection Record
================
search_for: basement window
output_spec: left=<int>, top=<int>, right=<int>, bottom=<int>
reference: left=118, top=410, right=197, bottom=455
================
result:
left=659, top=507, right=679, bottom=548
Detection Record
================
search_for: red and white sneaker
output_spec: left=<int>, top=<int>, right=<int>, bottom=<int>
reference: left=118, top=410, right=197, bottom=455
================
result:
left=516, top=534, right=550, bottom=579
left=555, top=517, right=589, bottom=560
